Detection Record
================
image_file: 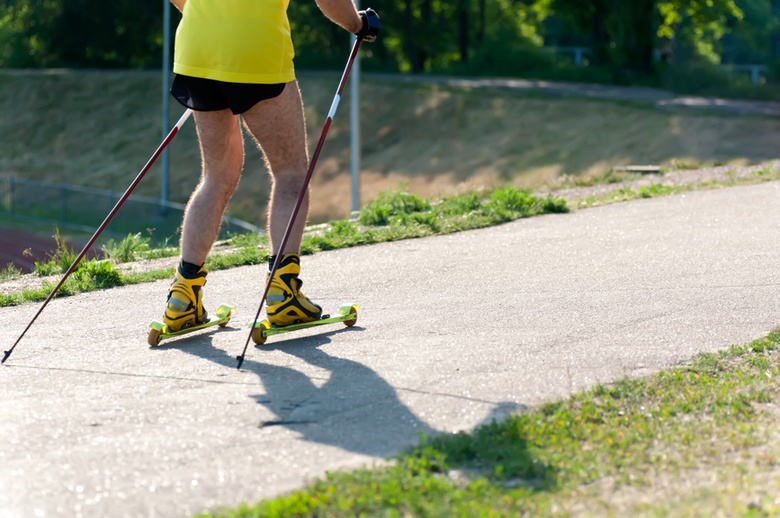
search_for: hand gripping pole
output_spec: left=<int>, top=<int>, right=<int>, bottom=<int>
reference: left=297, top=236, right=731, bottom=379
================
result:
left=2, top=109, right=193, bottom=364
left=236, top=39, right=362, bottom=369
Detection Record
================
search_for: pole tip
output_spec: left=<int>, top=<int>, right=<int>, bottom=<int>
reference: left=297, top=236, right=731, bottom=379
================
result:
left=236, top=355, right=244, bottom=370
left=2, top=350, right=11, bottom=364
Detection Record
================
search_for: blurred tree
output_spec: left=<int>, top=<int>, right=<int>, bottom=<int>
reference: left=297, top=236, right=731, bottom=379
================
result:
left=0, top=0, right=768, bottom=87
left=549, top=0, right=743, bottom=78
left=0, top=0, right=164, bottom=68
left=0, top=0, right=62, bottom=67
left=724, top=0, right=780, bottom=63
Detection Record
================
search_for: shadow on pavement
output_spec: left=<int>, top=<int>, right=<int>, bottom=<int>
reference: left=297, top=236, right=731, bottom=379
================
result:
left=177, top=326, right=523, bottom=460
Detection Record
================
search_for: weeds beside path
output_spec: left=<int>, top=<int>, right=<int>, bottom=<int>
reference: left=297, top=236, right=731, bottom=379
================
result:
left=0, top=185, right=569, bottom=305
left=2, top=161, right=779, bottom=304
left=552, top=159, right=780, bottom=208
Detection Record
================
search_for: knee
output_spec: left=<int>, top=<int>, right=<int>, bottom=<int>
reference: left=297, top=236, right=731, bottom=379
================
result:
left=203, top=169, right=241, bottom=201
left=202, top=150, right=244, bottom=198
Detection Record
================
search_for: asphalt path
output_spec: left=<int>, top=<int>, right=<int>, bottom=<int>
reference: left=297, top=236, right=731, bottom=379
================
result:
left=2, top=181, right=780, bottom=517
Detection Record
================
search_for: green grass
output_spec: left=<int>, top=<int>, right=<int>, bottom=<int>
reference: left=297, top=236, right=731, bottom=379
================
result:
left=196, top=331, right=780, bottom=517
left=0, top=263, right=22, bottom=282
left=32, top=228, right=78, bottom=277
left=5, top=167, right=780, bottom=307
left=102, top=232, right=152, bottom=263
left=571, top=163, right=780, bottom=210
left=0, top=186, right=568, bottom=306
left=301, top=186, right=568, bottom=254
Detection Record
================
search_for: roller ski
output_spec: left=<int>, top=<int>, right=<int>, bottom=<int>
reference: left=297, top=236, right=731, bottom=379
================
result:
left=251, top=253, right=357, bottom=345
left=251, top=303, right=359, bottom=345
left=148, top=303, right=236, bottom=346
left=147, top=262, right=235, bottom=346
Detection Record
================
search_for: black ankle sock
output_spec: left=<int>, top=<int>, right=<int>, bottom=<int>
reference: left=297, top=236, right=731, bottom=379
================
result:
left=178, top=260, right=203, bottom=279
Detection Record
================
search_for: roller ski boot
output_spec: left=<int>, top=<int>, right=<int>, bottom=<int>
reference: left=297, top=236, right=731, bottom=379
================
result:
left=147, top=262, right=235, bottom=346
left=251, top=254, right=358, bottom=345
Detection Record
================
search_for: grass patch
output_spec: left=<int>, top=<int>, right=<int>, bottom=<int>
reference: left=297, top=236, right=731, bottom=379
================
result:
left=33, top=228, right=78, bottom=277
left=6, top=165, right=780, bottom=307
left=572, top=164, right=780, bottom=209
left=197, top=331, right=780, bottom=517
left=302, top=186, right=568, bottom=254
left=4, top=166, right=779, bottom=308
left=0, top=186, right=568, bottom=306
left=102, top=232, right=151, bottom=263
left=0, top=262, right=22, bottom=282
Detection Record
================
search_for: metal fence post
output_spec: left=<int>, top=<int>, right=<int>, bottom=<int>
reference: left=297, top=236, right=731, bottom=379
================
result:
left=61, top=182, right=67, bottom=225
left=9, top=176, right=15, bottom=216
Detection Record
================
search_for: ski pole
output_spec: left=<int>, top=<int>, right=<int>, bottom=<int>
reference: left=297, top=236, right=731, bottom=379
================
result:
left=236, top=39, right=362, bottom=369
left=2, top=109, right=193, bottom=365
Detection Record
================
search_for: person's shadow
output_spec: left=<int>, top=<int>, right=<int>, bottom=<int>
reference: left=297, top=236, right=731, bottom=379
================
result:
left=167, top=325, right=521, bottom=459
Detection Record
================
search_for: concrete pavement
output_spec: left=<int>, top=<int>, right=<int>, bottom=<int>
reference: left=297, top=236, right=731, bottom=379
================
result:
left=2, top=181, right=780, bottom=517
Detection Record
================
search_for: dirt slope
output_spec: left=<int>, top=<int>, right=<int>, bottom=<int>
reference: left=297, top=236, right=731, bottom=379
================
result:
left=1, top=70, right=778, bottom=226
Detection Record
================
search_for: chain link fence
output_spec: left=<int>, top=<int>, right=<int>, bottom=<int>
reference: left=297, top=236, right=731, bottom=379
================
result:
left=0, top=176, right=261, bottom=244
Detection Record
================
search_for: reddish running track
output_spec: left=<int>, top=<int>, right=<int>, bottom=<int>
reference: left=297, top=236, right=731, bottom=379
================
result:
left=0, top=227, right=86, bottom=273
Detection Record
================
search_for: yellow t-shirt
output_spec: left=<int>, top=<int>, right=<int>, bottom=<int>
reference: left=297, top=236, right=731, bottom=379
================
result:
left=173, top=0, right=295, bottom=84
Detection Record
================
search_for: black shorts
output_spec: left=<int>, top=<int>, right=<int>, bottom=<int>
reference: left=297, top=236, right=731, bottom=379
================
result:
left=171, top=74, right=286, bottom=115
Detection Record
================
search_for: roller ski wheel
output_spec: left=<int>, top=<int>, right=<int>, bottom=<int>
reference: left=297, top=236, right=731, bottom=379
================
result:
left=252, top=320, right=271, bottom=345
left=148, top=304, right=236, bottom=347
left=343, top=304, right=358, bottom=327
left=251, top=303, right=360, bottom=345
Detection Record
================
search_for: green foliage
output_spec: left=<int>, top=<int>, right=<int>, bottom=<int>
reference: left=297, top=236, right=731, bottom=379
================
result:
left=0, top=0, right=774, bottom=99
left=226, top=232, right=265, bottom=249
left=102, top=232, right=151, bottom=264
left=72, top=259, right=123, bottom=290
left=0, top=0, right=166, bottom=68
left=0, top=262, right=22, bottom=282
left=0, top=186, right=569, bottom=307
left=550, top=0, right=745, bottom=80
left=33, top=228, right=77, bottom=277
left=657, top=0, right=743, bottom=64
left=204, top=248, right=268, bottom=272
left=727, top=0, right=780, bottom=64
left=358, top=187, right=432, bottom=226
left=298, top=186, right=569, bottom=255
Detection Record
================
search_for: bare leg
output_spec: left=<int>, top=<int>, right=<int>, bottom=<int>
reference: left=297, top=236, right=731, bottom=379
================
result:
left=241, top=81, right=309, bottom=255
left=180, top=110, right=244, bottom=265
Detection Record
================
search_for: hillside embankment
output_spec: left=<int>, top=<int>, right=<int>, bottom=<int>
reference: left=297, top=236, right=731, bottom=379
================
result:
left=1, top=70, right=779, bottom=226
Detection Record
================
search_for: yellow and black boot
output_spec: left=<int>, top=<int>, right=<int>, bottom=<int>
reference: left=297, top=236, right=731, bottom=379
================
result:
left=163, top=261, right=208, bottom=332
left=266, top=254, right=322, bottom=327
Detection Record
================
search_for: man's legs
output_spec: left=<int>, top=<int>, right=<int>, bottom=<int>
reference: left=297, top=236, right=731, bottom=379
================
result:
left=242, top=81, right=322, bottom=325
left=163, top=109, right=244, bottom=331
left=181, top=110, right=244, bottom=265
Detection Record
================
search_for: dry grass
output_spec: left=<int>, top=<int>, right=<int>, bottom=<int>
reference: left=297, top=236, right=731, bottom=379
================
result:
left=2, top=70, right=779, bottom=227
